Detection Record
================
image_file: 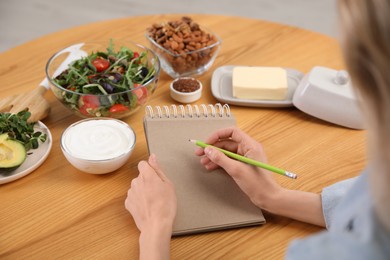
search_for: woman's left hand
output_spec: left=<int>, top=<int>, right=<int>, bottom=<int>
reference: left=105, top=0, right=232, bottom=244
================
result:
left=125, top=153, right=177, bottom=234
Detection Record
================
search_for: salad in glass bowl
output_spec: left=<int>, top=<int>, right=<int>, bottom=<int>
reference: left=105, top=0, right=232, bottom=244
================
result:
left=46, top=40, right=160, bottom=119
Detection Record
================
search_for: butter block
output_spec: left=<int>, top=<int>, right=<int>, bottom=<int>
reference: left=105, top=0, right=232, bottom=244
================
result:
left=232, top=67, right=288, bottom=100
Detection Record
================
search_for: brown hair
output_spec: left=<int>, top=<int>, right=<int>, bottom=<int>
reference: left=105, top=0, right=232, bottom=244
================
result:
left=338, top=0, right=390, bottom=231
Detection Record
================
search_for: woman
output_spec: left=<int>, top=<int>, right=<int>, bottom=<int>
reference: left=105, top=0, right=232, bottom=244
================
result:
left=125, top=0, right=390, bottom=259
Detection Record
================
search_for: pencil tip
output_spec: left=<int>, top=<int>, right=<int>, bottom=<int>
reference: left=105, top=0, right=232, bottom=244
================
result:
left=189, top=139, right=195, bottom=143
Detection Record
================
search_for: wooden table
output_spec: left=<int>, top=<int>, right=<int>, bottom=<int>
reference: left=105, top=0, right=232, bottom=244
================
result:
left=0, top=15, right=366, bottom=259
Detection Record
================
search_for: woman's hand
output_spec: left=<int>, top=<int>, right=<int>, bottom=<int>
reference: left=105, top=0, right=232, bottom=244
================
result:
left=125, top=154, right=177, bottom=260
left=195, top=127, right=325, bottom=227
left=195, top=126, right=282, bottom=209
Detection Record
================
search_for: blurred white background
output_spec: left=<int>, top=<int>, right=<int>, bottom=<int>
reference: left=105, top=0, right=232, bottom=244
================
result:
left=0, top=0, right=338, bottom=53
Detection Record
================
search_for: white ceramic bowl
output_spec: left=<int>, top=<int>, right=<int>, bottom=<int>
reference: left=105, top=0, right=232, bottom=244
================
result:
left=60, top=118, right=136, bottom=174
left=170, top=77, right=202, bottom=103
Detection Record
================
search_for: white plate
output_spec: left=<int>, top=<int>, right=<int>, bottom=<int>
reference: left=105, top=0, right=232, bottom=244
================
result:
left=0, top=121, right=52, bottom=184
left=211, top=65, right=304, bottom=107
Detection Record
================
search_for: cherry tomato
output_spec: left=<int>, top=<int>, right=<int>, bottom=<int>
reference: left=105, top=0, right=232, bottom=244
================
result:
left=79, top=102, right=97, bottom=116
left=82, top=95, right=100, bottom=107
left=92, top=57, right=110, bottom=72
left=79, top=95, right=100, bottom=116
left=132, top=52, right=140, bottom=60
left=131, top=52, right=140, bottom=64
left=109, top=104, right=129, bottom=113
left=133, top=85, right=148, bottom=105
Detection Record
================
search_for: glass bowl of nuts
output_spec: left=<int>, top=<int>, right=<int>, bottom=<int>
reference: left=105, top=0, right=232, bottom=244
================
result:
left=145, top=16, right=221, bottom=78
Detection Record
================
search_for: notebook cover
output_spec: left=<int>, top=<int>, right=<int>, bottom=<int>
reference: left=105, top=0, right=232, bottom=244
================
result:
left=143, top=105, right=265, bottom=235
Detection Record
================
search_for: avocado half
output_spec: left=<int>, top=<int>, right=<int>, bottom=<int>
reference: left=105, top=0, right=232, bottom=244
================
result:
left=0, top=133, right=27, bottom=171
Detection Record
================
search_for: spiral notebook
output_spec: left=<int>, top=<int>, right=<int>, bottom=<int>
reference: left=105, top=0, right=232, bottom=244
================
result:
left=143, top=104, right=265, bottom=236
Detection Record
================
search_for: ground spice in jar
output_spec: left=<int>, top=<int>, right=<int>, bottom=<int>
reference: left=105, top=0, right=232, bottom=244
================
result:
left=172, top=78, right=200, bottom=93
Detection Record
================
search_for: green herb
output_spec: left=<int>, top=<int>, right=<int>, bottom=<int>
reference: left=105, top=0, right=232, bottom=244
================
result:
left=0, top=109, right=47, bottom=151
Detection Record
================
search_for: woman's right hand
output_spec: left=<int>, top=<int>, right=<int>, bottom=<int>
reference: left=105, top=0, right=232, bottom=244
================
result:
left=195, top=127, right=283, bottom=209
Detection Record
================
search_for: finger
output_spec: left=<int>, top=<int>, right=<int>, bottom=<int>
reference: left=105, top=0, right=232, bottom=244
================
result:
left=205, top=126, right=243, bottom=144
left=124, top=194, right=133, bottom=212
left=148, top=154, right=169, bottom=182
left=138, top=160, right=159, bottom=182
left=243, top=143, right=267, bottom=162
left=128, top=178, right=141, bottom=204
left=125, top=183, right=138, bottom=212
left=194, top=147, right=205, bottom=156
left=205, top=161, right=221, bottom=171
left=199, top=156, right=219, bottom=171
left=200, top=156, right=211, bottom=165
left=195, top=137, right=238, bottom=158
left=210, top=140, right=239, bottom=153
left=204, top=146, right=243, bottom=177
left=130, top=177, right=138, bottom=188
left=212, top=128, right=266, bottom=161
left=137, top=160, right=148, bottom=173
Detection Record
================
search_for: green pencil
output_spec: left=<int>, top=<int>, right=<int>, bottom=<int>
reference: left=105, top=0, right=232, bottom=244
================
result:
left=189, top=139, right=297, bottom=179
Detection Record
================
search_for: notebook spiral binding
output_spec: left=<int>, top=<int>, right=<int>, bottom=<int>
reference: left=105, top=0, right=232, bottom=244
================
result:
left=145, top=103, right=231, bottom=119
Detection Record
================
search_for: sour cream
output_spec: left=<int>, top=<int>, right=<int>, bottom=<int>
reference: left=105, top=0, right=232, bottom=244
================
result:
left=61, top=119, right=135, bottom=161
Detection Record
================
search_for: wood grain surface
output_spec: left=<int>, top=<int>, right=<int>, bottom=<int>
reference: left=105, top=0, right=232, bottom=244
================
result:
left=0, top=15, right=366, bottom=259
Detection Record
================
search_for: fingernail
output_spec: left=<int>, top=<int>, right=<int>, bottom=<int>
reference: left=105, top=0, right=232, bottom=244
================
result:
left=138, top=160, right=147, bottom=169
left=205, top=147, right=212, bottom=156
left=150, top=153, right=156, bottom=162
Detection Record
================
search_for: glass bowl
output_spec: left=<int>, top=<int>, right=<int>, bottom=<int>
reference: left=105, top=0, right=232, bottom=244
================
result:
left=145, top=26, right=221, bottom=78
left=46, top=40, right=160, bottom=119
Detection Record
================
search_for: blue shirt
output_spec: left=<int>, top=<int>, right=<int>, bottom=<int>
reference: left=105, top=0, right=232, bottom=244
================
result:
left=286, top=171, right=390, bottom=259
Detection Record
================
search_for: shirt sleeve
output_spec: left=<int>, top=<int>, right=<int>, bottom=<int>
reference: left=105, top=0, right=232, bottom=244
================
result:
left=321, top=177, right=357, bottom=229
left=287, top=171, right=390, bottom=259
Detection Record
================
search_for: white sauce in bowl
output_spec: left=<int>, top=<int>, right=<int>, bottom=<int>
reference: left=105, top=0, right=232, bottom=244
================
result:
left=61, top=119, right=135, bottom=160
